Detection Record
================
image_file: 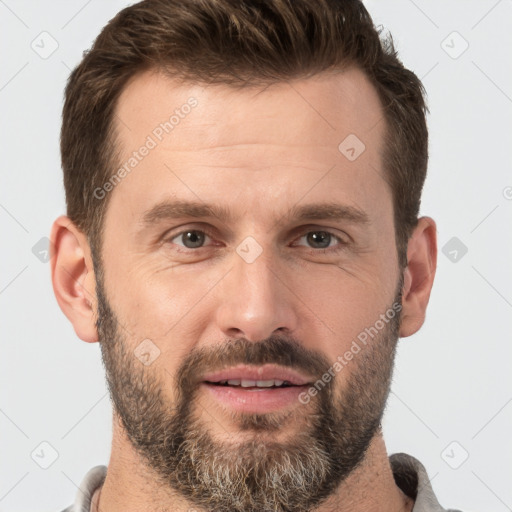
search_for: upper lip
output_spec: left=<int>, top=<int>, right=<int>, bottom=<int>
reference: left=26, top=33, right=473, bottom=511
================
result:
left=201, top=364, right=314, bottom=386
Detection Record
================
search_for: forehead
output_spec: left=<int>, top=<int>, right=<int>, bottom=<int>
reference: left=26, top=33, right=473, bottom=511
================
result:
left=115, top=67, right=384, bottom=152
left=107, top=67, right=389, bottom=229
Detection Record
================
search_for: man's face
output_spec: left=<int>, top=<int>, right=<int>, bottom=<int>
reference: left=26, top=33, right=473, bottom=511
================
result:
left=95, top=68, right=403, bottom=511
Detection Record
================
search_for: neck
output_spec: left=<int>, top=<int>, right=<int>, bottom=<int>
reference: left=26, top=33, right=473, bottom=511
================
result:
left=98, top=415, right=413, bottom=512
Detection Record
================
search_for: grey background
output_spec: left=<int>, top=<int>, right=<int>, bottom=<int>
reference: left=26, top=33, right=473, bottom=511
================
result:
left=1, top=0, right=511, bottom=510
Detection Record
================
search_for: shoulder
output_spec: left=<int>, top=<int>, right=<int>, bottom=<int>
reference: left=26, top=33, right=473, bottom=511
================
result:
left=389, top=452, right=465, bottom=512
left=58, top=465, right=107, bottom=512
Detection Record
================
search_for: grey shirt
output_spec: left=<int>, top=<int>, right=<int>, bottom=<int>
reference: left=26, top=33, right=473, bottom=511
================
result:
left=60, top=452, right=463, bottom=512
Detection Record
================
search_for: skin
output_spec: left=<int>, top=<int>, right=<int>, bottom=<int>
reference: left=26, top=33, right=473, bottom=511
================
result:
left=51, top=67, right=437, bottom=511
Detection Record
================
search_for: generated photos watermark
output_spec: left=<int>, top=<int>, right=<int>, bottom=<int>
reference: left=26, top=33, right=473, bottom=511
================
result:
left=298, top=301, right=402, bottom=404
left=93, top=97, right=198, bottom=200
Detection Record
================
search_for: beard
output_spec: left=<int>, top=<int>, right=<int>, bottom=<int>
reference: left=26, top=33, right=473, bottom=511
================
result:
left=95, top=270, right=403, bottom=512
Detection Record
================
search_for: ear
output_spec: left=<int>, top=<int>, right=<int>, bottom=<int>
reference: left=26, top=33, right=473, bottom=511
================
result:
left=50, top=215, right=99, bottom=343
left=399, top=216, right=437, bottom=338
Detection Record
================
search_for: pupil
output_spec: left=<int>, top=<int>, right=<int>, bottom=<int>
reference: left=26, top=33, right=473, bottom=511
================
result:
left=183, top=231, right=204, bottom=248
left=307, top=231, right=330, bottom=249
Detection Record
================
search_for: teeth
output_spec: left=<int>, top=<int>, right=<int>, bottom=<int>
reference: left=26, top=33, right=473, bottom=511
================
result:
left=255, top=380, right=275, bottom=387
left=215, top=379, right=291, bottom=388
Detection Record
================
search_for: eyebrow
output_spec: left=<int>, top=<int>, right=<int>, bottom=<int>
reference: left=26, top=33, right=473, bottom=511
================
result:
left=286, top=202, right=370, bottom=225
left=139, top=199, right=370, bottom=229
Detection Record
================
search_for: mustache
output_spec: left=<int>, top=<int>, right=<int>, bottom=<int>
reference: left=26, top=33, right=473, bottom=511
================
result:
left=176, top=335, right=331, bottom=392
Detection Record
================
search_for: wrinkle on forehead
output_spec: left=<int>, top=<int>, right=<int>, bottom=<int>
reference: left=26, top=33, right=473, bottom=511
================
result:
left=113, top=67, right=385, bottom=158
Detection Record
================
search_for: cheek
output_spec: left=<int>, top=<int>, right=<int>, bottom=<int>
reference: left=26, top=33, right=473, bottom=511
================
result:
left=107, top=257, right=221, bottom=347
left=301, top=262, right=397, bottom=360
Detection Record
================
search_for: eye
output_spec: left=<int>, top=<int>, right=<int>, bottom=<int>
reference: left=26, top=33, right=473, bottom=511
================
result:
left=294, top=230, right=348, bottom=252
left=168, top=229, right=213, bottom=249
left=164, top=227, right=349, bottom=254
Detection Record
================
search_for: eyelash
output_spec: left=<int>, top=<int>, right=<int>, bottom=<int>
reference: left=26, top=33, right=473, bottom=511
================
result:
left=164, top=227, right=349, bottom=254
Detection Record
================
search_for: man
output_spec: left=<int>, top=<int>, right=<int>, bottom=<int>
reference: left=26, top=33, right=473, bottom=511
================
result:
left=50, top=0, right=462, bottom=511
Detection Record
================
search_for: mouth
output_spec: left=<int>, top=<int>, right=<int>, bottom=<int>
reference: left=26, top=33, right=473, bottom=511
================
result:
left=200, top=364, right=314, bottom=414
left=205, top=379, right=297, bottom=389
left=201, top=363, right=313, bottom=387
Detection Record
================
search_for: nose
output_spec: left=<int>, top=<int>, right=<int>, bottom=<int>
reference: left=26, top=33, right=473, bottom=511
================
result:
left=213, top=247, right=298, bottom=342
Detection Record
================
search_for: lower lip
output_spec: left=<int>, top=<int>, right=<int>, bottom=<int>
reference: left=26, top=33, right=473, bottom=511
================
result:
left=201, top=382, right=310, bottom=414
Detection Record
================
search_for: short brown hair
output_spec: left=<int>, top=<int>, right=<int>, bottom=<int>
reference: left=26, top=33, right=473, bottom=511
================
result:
left=61, top=0, right=428, bottom=270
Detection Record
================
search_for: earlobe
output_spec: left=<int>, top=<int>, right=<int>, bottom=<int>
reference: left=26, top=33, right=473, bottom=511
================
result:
left=399, top=217, right=437, bottom=338
left=50, top=215, right=99, bottom=343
